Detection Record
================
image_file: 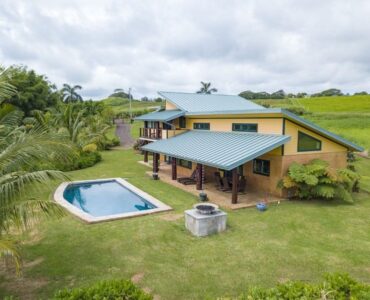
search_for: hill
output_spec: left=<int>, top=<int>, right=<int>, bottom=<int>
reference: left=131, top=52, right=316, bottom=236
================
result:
left=100, top=97, right=164, bottom=115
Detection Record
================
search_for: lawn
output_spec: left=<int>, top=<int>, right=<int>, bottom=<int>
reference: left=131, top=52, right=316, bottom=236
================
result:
left=1, top=149, right=369, bottom=299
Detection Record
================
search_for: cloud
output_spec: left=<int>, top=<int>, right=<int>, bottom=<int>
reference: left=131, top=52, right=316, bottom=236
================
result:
left=1, top=0, right=370, bottom=99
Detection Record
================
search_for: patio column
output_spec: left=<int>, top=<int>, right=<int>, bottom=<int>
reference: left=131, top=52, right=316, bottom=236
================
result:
left=153, top=153, right=159, bottom=180
left=231, top=167, right=238, bottom=204
left=144, top=151, right=148, bottom=163
left=171, top=157, right=177, bottom=180
left=196, top=163, right=204, bottom=190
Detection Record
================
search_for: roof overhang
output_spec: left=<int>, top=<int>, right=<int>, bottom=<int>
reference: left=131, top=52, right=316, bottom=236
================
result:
left=135, top=110, right=185, bottom=122
left=142, top=130, right=291, bottom=170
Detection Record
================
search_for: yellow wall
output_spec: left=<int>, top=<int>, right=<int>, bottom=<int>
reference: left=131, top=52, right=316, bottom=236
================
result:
left=283, top=120, right=347, bottom=155
left=185, top=118, right=283, bottom=134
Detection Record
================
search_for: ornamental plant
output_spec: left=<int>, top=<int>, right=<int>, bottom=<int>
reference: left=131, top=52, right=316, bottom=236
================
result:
left=278, top=159, right=360, bottom=202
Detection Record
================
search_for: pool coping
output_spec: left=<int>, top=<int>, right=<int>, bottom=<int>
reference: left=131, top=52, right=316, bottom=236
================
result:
left=54, top=178, right=172, bottom=224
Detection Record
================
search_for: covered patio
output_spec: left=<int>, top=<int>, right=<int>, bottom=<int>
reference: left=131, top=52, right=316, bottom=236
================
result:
left=141, top=130, right=291, bottom=207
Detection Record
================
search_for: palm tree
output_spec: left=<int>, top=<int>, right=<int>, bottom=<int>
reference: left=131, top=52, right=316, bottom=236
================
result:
left=196, top=82, right=218, bottom=94
left=0, top=77, right=74, bottom=274
left=61, top=84, right=83, bottom=103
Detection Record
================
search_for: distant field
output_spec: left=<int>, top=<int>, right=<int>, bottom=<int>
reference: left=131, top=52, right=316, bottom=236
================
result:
left=256, top=95, right=370, bottom=113
left=100, top=97, right=163, bottom=114
left=256, top=95, right=370, bottom=151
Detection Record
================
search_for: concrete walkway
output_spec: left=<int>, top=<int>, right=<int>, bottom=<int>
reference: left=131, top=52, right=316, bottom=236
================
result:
left=115, top=119, right=135, bottom=148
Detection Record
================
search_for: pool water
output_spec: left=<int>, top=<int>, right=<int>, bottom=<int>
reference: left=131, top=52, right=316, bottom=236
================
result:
left=63, top=180, right=156, bottom=217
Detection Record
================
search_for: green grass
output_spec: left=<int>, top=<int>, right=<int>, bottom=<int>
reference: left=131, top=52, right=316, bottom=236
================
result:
left=255, top=95, right=370, bottom=151
left=100, top=97, right=164, bottom=115
left=2, top=149, right=369, bottom=299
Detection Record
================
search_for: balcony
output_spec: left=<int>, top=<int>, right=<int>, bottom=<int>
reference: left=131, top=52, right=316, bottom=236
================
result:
left=139, top=128, right=187, bottom=140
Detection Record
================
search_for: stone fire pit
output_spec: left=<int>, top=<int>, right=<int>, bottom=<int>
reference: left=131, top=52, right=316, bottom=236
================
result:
left=185, top=203, right=227, bottom=237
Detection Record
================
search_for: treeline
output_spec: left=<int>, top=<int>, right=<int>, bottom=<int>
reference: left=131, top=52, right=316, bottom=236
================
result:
left=239, top=88, right=369, bottom=100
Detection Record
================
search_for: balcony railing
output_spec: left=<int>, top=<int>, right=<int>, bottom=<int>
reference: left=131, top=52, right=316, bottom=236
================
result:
left=139, top=128, right=188, bottom=140
left=140, top=128, right=162, bottom=139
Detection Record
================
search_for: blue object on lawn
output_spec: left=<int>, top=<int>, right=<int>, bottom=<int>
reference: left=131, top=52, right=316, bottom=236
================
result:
left=256, top=202, right=267, bottom=211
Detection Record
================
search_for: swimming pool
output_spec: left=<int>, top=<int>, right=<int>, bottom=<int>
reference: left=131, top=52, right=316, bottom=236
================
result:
left=54, top=178, right=171, bottom=223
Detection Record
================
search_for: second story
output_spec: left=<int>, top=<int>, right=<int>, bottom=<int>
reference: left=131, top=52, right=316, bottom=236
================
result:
left=136, top=92, right=363, bottom=155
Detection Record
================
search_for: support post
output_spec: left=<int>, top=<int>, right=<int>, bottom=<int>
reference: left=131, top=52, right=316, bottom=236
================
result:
left=152, top=153, right=159, bottom=180
left=231, top=167, right=238, bottom=204
left=144, top=151, right=148, bottom=163
left=196, top=163, right=204, bottom=190
left=171, top=157, right=177, bottom=180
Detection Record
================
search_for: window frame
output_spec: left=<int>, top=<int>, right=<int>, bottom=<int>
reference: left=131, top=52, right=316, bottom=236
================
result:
left=232, top=123, right=258, bottom=133
left=193, top=122, right=210, bottom=130
left=297, top=131, right=322, bottom=152
left=253, top=159, right=270, bottom=176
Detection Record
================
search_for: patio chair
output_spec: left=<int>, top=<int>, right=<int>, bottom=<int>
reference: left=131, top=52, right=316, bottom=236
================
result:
left=177, top=169, right=197, bottom=185
left=238, top=176, right=246, bottom=193
left=221, top=177, right=232, bottom=192
left=214, top=172, right=224, bottom=190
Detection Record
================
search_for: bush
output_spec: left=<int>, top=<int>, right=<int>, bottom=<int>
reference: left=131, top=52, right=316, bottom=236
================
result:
left=53, top=279, right=152, bottom=300
left=285, top=105, right=309, bottom=116
left=77, top=151, right=102, bottom=169
left=230, top=273, right=370, bottom=300
left=104, top=137, right=120, bottom=149
left=278, top=159, right=360, bottom=202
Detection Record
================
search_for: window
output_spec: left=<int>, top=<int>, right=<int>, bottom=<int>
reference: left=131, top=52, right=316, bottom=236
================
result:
left=177, top=159, right=192, bottom=169
left=232, top=123, right=258, bottom=132
left=163, top=121, right=172, bottom=130
left=297, top=131, right=322, bottom=152
left=193, top=122, right=210, bottom=130
left=253, top=159, right=270, bottom=176
left=179, top=116, right=186, bottom=128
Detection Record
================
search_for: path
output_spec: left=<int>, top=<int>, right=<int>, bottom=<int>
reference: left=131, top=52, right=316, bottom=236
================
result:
left=114, top=119, right=135, bottom=148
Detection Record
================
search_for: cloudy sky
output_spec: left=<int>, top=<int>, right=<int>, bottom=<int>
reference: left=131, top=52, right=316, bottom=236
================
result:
left=1, top=0, right=370, bottom=99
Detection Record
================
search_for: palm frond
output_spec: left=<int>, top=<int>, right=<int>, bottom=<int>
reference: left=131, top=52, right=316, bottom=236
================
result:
left=0, top=239, right=21, bottom=275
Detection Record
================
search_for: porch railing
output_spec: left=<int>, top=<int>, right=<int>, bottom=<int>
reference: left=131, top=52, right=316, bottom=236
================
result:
left=140, top=128, right=163, bottom=139
left=139, top=128, right=188, bottom=140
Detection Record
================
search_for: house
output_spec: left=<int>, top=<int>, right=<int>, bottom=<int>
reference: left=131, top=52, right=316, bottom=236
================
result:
left=135, top=92, right=363, bottom=204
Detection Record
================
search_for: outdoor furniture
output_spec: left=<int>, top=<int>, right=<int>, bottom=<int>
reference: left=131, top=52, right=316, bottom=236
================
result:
left=177, top=169, right=197, bottom=185
left=221, top=177, right=232, bottom=191
left=238, top=176, right=246, bottom=193
left=214, top=172, right=224, bottom=190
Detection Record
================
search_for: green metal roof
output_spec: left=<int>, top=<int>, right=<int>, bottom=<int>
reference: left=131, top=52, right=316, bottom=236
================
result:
left=135, top=110, right=184, bottom=122
left=142, top=130, right=291, bottom=170
left=158, top=91, right=264, bottom=113
left=280, top=109, right=364, bottom=152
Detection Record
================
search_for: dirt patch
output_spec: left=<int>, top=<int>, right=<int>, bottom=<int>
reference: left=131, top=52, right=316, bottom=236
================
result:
left=3, top=276, right=49, bottom=300
left=23, top=257, right=44, bottom=269
left=131, top=272, right=145, bottom=284
left=159, top=213, right=183, bottom=221
left=115, top=119, right=135, bottom=148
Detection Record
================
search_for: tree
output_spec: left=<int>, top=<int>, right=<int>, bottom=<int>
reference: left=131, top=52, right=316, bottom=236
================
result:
left=1, top=65, right=60, bottom=115
left=196, top=82, right=218, bottom=94
left=271, top=89, right=285, bottom=99
left=61, top=84, right=83, bottom=103
left=311, top=88, right=343, bottom=97
left=0, top=76, right=73, bottom=274
left=109, top=88, right=129, bottom=99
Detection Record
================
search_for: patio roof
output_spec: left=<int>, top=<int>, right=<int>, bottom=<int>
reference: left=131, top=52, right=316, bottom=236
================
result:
left=135, top=109, right=185, bottom=122
left=142, top=130, right=291, bottom=170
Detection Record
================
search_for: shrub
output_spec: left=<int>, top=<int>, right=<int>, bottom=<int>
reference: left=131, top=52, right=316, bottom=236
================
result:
left=82, top=143, right=98, bottom=153
left=278, top=159, right=360, bottom=202
left=230, top=273, right=370, bottom=300
left=104, top=137, right=120, bottom=149
left=285, top=105, right=310, bottom=116
left=77, top=151, right=102, bottom=169
left=53, top=279, right=152, bottom=300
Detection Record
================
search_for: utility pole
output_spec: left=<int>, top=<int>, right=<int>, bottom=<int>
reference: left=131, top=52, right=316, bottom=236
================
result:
left=128, top=87, right=132, bottom=122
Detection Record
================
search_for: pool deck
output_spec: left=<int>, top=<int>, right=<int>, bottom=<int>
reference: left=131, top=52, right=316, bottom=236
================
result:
left=140, top=162, right=282, bottom=210
left=54, top=178, right=172, bottom=224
